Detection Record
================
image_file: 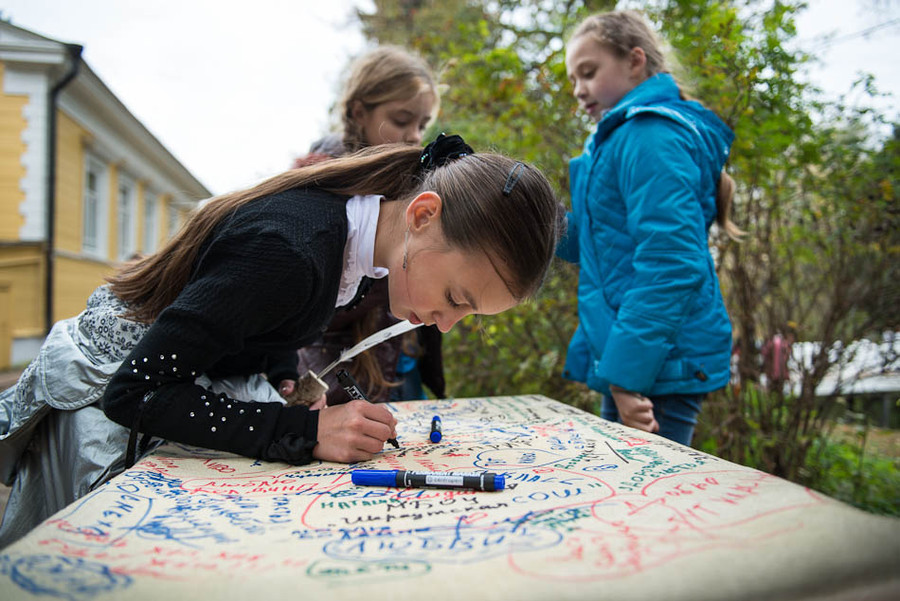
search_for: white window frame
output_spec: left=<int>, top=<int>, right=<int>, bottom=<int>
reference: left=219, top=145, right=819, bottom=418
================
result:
left=82, top=155, right=108, bottom=259
left=142, top=189, right=158, bottom=254
left=117, top=174, right=137, bottom=261
left=167, top=204, right=180, bottom=238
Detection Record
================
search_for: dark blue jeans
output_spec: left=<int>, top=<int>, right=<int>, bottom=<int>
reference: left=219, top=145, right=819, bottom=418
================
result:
left=601, top=393, right=705, bottom=446
left=390, top=367, right=426, bottom=401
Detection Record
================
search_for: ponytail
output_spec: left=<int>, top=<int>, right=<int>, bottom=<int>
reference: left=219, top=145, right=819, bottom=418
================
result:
left=109, top=144, right=425, bottom=322
left=716, top=170, right=744, bottom=240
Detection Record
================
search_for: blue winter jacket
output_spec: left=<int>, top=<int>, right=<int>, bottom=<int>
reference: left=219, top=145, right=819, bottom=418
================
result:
left=558, top=73, right=734, bottom=397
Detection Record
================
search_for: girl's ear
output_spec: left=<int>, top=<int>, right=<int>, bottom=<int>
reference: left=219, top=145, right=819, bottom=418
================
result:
left=350, top=100, right=367, bottom=124
left=629, top=47, right=647, bottom=79
left=406, top=191, right=443, bottom=232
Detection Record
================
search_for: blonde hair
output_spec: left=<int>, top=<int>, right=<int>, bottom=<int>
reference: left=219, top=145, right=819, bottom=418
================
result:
left=339, top=46, right=439, bottom=151
left=572, top=10, right=743, bottom=240
left=571, top=10, right=668, bottom=77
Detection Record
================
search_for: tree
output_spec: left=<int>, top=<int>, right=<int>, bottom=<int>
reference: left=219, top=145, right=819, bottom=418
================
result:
left=654, top=0, right=898, bottom=478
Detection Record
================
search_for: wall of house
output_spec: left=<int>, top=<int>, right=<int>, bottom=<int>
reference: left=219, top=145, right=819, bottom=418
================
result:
left=50, top=110, right=114, bottom=320
left=0, top=63, right=28, bottom=240
left=55, top=111, right=86, bottom=255
left=0, top=61, right=41, bottom=366
left=0, top=244, right=44, bottom=362
left=55, top=253, right=115, bottom=321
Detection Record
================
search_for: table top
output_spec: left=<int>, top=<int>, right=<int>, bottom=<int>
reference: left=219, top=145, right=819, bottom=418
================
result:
left=1, top=395, right=898, bottom=600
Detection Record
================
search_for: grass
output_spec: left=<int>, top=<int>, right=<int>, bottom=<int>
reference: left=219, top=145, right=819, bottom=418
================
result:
left=803, top=423, right=900, bottom=517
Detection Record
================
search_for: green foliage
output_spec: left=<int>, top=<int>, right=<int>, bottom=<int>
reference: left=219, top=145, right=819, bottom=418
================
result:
left=697, top=386, right=900, bottom=516
left=444, top=259, right=601, bottom=413
left=696, top=382, right=835, bottom=480
left=804, top=434, right=900, bottom=517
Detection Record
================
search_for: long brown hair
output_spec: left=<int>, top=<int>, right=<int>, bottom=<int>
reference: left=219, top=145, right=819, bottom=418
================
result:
left=572, top=10, right=743, bottom=240
left=109, top=143, right=562, bottom=324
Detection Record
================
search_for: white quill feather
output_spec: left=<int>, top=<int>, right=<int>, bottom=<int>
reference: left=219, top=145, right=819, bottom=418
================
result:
left=316, top=320, right=423, bottom=378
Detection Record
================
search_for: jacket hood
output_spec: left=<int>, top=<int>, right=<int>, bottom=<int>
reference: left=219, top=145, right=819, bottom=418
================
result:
left=587, top=73, right=734, bottom=173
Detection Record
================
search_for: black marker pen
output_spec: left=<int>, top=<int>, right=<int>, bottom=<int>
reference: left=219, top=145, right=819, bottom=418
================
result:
left=336, top=369, right=400, bottom=449
left=351, top=470, right=505, bottom=491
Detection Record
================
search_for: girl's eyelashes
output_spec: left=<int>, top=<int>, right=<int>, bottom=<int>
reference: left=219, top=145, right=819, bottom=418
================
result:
left=446, top=291, right=460, bottom=308
left=573, top=68, right=595, bottom=84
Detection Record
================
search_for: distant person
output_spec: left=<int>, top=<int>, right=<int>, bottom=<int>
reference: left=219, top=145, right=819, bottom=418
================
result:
left=289, top=46, right=445, bottom=406
left=762, top=329, right=794, bottom=393
left=730, top=336, right=742, bottom=398
left=0, top=134, right=562, bottom=547
left=558, top=10, right=742, bottom=445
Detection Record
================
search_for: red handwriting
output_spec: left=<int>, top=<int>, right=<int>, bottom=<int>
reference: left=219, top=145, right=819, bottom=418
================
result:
left=509, top=469, right=823, bottom=582
left=203, top=459, right=236, bottom=474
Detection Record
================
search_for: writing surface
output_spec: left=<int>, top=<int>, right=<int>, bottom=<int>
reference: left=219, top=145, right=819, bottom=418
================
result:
left=0, top=395, right=897, bottom=600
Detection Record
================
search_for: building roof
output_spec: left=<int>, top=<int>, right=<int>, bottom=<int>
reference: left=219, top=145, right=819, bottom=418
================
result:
left=791, top=335, right=900, bottom=397
left=0, top=18, right=211, bottom=203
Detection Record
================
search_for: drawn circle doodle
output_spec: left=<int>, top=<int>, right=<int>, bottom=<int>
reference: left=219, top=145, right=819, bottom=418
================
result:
left=1, top=554, right=131, bottom=600
left=307, top=558, right=431, bottom=582
left=474, top=448, right=565, bottom=470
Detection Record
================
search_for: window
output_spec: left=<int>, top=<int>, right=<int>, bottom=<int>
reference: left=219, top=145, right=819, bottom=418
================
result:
left=83, top=171, right=98, bottom=250
left=168, top=204, right=180, bottom=237
left=82, top=156, right=107, bottom=257
left=117, top=176, right=137, bottom=260
left=143, top=191, right=158, bottom=253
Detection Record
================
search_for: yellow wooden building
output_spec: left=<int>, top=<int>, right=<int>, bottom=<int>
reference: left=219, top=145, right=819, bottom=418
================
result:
left=0, top=20, right=210, bottom=369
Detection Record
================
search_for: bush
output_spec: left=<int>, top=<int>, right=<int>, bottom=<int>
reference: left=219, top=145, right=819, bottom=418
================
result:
left=801, top=424, right=900, bottom=517
left=696, top=389, right=900, bottom=516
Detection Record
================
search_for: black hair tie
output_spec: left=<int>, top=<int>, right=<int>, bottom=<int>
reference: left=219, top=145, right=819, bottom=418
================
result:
left=420, top=133, right=474, bottom=171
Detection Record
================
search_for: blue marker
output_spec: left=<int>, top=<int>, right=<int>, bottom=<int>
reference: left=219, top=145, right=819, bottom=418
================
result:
left=430, top=415, right=442, bottom=443
left=351, top=470, right=505, bottom=492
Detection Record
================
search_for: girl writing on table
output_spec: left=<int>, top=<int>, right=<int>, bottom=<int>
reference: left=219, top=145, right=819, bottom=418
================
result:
left=0, top=133, right=562, bottom=546
left=559, top=10, right=742, bottom=445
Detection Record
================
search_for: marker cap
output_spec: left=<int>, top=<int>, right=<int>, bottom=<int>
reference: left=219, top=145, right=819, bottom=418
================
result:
left=430, top=415, right=442, bottom=443
left=351, top=470, right=398, bottom=487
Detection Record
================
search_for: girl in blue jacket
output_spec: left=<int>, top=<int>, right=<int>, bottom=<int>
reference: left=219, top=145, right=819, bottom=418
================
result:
left=560, top=10, right=742, bottom=445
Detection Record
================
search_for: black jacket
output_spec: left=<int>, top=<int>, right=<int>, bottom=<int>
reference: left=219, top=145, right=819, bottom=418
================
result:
left=102, top=188, right=348, bottom=464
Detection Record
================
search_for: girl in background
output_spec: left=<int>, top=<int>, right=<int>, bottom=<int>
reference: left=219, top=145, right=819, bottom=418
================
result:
left=559, top=10, right=742, bottom=445
left=290, top=46, right=445, bottom=406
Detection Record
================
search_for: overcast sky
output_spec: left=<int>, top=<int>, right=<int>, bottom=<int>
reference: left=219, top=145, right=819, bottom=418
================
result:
left=2, top=0, right=897, bottom=196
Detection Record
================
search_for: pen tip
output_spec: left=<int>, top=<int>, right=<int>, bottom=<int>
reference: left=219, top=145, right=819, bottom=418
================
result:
left=388, top=438, right=400, bottom=449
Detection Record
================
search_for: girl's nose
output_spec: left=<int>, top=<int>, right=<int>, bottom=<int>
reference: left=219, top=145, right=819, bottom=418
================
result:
left=406, top=128, right=423, bottom=145
left=433, top=308, right=467, bottom=333
left=573, top=80, right=585, bottom=99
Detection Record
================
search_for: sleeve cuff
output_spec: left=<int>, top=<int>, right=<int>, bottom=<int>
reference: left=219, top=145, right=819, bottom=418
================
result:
left=263, top=405, right=319, bottom=465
